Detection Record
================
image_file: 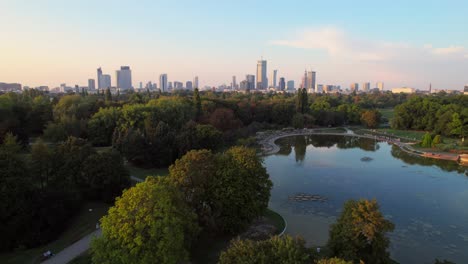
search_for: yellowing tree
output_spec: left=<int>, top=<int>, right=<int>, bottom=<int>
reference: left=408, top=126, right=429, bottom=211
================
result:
left=91, top=177, right=199, bottom=264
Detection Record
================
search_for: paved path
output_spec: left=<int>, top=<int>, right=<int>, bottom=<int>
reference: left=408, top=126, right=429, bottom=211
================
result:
left=41, top=230, right=101, bottom=264
left=41, top=175, right=143, bottom=264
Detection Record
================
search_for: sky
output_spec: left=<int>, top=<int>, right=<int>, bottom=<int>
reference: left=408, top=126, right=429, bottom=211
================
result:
left=1, top=0, right=468, bottom=90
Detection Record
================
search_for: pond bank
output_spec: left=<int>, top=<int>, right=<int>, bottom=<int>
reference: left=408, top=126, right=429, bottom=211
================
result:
left=257, top=128, right=467, bottom=167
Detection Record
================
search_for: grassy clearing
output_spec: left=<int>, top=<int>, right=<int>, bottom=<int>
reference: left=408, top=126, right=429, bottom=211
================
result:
left=314, top=127, right=347, bottom=133
left=0, top=202, right=109, bottom=264
left=378, top=108, right=395, bottom=120
left=125, top=164, right=169, bottom=180
left=264, top=208, right=286, bottom=233
left=374, top=128, right=427, bottom=140
left=190, top=208, right=286, bottom=264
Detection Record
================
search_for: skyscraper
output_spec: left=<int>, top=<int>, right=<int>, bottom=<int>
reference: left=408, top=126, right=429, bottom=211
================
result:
left=377, top=82, right=384, bottom=91
left=186, top=81, right=193, bottom=90
left=102, top=74, right=111, bottom=89
left=464, top=85, right=468, bottom=95
left=350, top=83, right=359, bottom=92
left=232, top=76, right=237, bottom=89
left=193, top=76, right=199, bottom=89
left=362, top=82, right=370, bottom=92
left=287, top=80, right=295, bottom=90
left=279, top=77, right=285, bottom=91
left=116, top=66, right=132, bottom=90
left=88, top=79, right=95, bottom=90
left=246, top=75, right=255, bottom=90
left=270, top=70, right=277, bottom=88
left=256, top=59, right=267, bottom=89
left=159, top=74, right=168, bottom=92
left=306, top=71, right=316, bottom=91
left=97, top=67, right=103, bottom=89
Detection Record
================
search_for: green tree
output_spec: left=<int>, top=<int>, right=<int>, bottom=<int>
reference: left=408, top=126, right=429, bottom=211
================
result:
left=292, top=113, right=305, bottom=129
left=88, top=107, right=122, bottom=146
left=219, top=235, right=311, bottom=264
left=327, top=199, right=394, bottom=264
left=316, top=258, right=353, bottom=264
left=30, top=139, right=52, bottom=190
left=91, top=177, right=199, bottom=264
left=168, top=149, right=217, bottom=228
left=81, top=150, right=130, bottom=203
left=212, top=146, right=272, bottom=233
left=432, top=135, right=442, bottom=147
left=421, top=133, right=433, bottom=148
left=194, top=88, right=202, bottom=118
left=448, top=112, right=462, bottom=137
left=105, top=88, right=112, bottom=102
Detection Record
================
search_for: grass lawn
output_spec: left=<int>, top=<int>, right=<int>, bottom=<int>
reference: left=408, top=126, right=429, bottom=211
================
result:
left=313, top=127, right=347, bottom=133
left=125, top=164, right=169, bottom=180
left=191, top=208, right=286, bottom=264
left=378, top=108, right=395, bottom=120
left=374, top=128, right=427, bottom=141
left=0, top=202, right=109, bottom=264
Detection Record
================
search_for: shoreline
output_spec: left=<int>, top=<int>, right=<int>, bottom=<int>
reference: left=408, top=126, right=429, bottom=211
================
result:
left=257, top=128, right=466, bottom=166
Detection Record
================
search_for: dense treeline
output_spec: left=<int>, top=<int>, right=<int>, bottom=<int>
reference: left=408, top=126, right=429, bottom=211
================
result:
left=392, top=95, right=468, bottom=137
left=0, top=134, right=130, bottom=251
left=91, top=147, right=272, bottom=263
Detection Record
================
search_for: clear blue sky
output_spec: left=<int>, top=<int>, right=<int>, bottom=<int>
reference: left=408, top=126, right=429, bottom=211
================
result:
left=1, top=0, right=467, bottom=90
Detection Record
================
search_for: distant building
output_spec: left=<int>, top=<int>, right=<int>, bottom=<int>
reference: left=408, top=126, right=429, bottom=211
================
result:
left=186, top=81, right=193, bottom=90
left=193, top=76, right=199, bottom=89
left=173, top=81, right=183, bottom=90
left=159, top=74, right=168, bottom=92
left=287, top=80, right=295, bottom=90
left=232, top=76, right=237, bottom=90
left=139, top=82, right=143, bottom=90
left=116, top=66, right=132, bottom=90
left=464, top=85, right=468, bottom=95
left=316, top=84, right=324, bottom=93
left=256, top=59, right=267, bottom=89
left=246, top=75, right=255, bottom=90
left=392, top=87, right=415, bottom=94
left=307, top=71, right=316, bottom=91
left=0, top=83, right=21, bottom=92
left=97, top=67, right=103, bottom=89
left=377, top=82, right=384, bottom=91
left=362, top=82, right=371, bottom=92
left=168, top=82, right=173, bottom=90
left=270, top=70, right=277, bottom=88
left=350, top=83, right=359, bottom=92
left=240, top=80, right=248, bottom=90
left=278, top=77, right=285, bottom=91
left=101, top=74, right=111, bottom=89
left=88, top=79, right=96, bottom=90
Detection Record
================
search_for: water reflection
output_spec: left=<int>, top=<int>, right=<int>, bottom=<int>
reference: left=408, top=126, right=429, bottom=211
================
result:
left=265, top=135, right=468, bottom=264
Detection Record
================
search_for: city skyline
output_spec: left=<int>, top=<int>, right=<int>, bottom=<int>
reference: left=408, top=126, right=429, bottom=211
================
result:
left=1, top=1, right=467, bottom=90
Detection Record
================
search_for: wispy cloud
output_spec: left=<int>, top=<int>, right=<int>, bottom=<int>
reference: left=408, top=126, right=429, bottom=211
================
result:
left=271, top=26, right=468, bottom=61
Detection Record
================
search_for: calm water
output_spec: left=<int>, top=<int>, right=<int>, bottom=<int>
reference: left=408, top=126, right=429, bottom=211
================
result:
left=264, top=135, right=468, bottom=264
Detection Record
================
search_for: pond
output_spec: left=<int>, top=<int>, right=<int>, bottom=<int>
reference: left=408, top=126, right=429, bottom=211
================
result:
left=264, top=135, right=468, bottom=264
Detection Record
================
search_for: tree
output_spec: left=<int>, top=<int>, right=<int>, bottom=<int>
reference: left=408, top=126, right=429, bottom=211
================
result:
left=292, top=113, right=305, bottom=129
left=194, top=88, right=202, bottom=118
left=91, top=177, right=199, bottom=264
left=327, top=199, right=394, bottom=264
left=448, top=113, right=462, bottom=137
left=105, top=88, right=112, bottom=102
left=316, top=258, right=353, bottom=264
left=81, top=150, right=130, bottom=203
left=421, top=133, right=433, bottom=148
left=211, top=146, right=272, bottom=233
left=219, top=235, right=311, bottom=264
left=88, top=107, right=122, bottom=146
left=432, top=135, right=442, bottom=147
left=30, top=139, right=52, bottom=190
left=360, top=110, right=381, bottom=128
left=168, top=149, right=217, bottom=228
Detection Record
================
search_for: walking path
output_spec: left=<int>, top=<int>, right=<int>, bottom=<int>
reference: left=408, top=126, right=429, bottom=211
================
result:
left=41, top=230, right=101, bottom=264
left=41, top=176, right=143, bottom=264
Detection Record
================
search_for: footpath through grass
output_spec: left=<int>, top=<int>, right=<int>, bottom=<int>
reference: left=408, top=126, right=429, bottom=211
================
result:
left=0, top=202, right=109, bottom=264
